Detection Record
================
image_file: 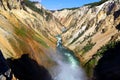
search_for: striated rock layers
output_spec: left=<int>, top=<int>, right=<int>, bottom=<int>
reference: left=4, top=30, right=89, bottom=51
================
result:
left=53, top=0, right=120, bottom=76
left=0, top=0, right=63, bottom=79
left=0, top=0, right=62, bottom=64
left=53, top=0, right=120, bottom=64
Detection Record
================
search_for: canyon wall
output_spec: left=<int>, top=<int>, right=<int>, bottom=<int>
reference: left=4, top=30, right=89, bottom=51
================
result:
left=53, top=0, right=120, bottom=76
left=0, top=0, right=63, bottom=69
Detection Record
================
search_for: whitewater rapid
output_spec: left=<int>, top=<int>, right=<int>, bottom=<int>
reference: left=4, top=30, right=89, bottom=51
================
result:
left=51, top=35, right=87, bottom=80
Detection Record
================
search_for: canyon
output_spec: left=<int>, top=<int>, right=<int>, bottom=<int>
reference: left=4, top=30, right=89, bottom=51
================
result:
left=53, top=0, right=120, bottom=76
left=0, top=0, right=120, bottom=80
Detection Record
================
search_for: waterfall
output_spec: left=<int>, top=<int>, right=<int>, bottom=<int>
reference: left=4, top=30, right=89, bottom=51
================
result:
left=50, top=35, right=87, bottom=80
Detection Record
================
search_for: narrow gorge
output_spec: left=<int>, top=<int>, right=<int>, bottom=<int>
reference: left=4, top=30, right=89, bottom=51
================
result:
left=52, top=35, right=87, bottom=80
left=0, top=0, right=120, bottom=80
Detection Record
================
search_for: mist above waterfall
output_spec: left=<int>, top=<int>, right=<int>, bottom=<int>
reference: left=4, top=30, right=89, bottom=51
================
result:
left=47, top=35, right=87, bottom=80
left=48, top=48, right=87, bottom=80
left=53, top=59, right=87, bottom=80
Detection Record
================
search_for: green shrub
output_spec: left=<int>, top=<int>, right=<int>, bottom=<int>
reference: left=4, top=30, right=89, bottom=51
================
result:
left=24, top=0, right=44, bottom=15
left=32, top=35, right=49, bottom=48
left=16, top=27, right=27, bottom=37
left=57, top=7, right=79, bottom=11
left=84, top=0, right=109, bottom=8
left=84, top=58, right=97, bottom=77
left=82, top=42, right=95, bottom=53
left=24, top=0, right=53, bottom=21
left=45, top=12, right=52, bottom=21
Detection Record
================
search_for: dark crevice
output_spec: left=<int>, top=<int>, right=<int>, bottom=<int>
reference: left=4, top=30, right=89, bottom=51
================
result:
left=7, top=54, right=53, bottom=80
left=6, top=1, right=11, bottom=10
left=115, top=23, right=120, bottom=31
left=114, top=9, right=120, bottom=20
left=0, top=0, right=7, bottom=10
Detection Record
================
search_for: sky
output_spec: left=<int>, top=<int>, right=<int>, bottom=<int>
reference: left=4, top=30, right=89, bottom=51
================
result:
left=31, top=0, right=100, bottom=10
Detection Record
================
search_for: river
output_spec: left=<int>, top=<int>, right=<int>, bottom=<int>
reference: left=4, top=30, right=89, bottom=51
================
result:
left=51, top=35, right=87, bottom=80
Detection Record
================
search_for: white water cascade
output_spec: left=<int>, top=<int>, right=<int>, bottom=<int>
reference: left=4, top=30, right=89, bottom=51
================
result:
left=50, top=35, right=87, bottom=80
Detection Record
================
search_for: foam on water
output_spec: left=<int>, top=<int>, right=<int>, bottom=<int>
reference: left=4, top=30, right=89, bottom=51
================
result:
left=49, top=35, right=87, bottom=80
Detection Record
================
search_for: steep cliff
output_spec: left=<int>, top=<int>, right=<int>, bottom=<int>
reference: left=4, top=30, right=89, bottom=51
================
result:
left=53, top=0, right=120, bottom=76
left=0, top=0, right=63, bottom=73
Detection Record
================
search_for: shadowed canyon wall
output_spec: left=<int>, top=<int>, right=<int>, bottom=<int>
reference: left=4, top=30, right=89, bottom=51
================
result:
left=7, top=54, right=53, bottom=80
left=93, top=41, right=120, bottom=80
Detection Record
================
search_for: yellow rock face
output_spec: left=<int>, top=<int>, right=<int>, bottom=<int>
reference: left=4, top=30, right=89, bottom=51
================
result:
left=53, top=0, right=120, bottom=64
left=0, top=0, right=63, bottom=68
